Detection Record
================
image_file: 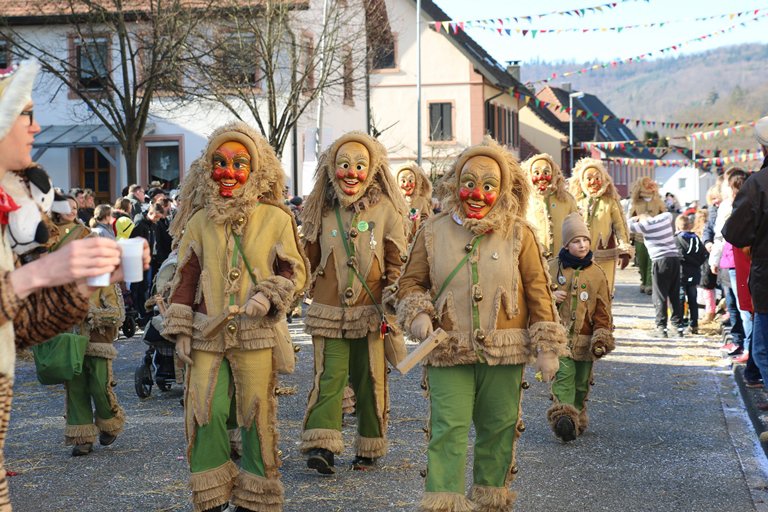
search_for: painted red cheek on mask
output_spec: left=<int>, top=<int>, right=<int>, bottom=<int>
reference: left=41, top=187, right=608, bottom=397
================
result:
left=234, top=169, right=249, bottom=184
left=335, top=168, right=347, bottom=179
left=458, top=188, right=471, bottom=201
left=483, top=191, right=498, bottom=205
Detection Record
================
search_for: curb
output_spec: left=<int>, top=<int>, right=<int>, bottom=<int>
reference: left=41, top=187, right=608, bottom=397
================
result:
left=733, top=364, right=768, bottom=459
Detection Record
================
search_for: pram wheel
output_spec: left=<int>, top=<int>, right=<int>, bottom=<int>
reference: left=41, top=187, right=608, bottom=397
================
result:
left=122, top=316, right=137, bottom=339
left=157, top=378, right=172, bottom=392
left=135, top=364, right=153, bottom=398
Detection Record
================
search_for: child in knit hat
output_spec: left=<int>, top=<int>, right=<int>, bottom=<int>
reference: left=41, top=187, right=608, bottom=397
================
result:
left=547, top=212, right=615, bottom=442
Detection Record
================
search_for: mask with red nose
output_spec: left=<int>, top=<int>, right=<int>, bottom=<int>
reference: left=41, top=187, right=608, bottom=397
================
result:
left=458, top=156, right=501, bottom=220
left=530, top=158, right=553, bottom=194
left=211, top=141, right=251, bottom=198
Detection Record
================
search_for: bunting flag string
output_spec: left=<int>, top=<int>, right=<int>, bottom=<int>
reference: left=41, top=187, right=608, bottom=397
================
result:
left=512, top=86, right=750, bottom=130
left=642, top=147, right=762, bottom=157
left=604, top=150, right=764, bottom=167
left=522, top=12, right=768, bottom=85
left=431, top=7, right=765, bottom=37
left=429, top=0, right=645, bottom=34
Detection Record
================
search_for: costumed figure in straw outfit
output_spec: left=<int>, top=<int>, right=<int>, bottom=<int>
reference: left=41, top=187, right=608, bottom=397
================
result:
left=162, top=122, right=308, bottom=512
left=49, top=196, right=125, bottom=456
left=394, top=138, right=567, bottom=512
left=522, top=153, right=578, bottom=261
left=547, top=213, right=614, bottom=443
left=397, top=161, right=433, bottom=241
left=569, top=158, right=633, bottom=295
left=299, top=132, right=409, bottom=473
left=628, top=176, right=666, bottom=295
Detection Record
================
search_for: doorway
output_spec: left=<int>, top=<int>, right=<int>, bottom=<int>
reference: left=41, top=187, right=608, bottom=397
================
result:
left=78, top=147, right=112, bottom=205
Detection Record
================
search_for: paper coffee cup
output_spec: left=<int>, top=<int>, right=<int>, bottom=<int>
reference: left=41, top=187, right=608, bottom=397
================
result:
left=118, top=238, right=144, bottom=283
left=86, top=272, right=111, bottom=288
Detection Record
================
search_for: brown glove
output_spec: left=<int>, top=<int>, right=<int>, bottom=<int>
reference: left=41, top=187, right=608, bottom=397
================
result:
left=536, top=351, right=559, bottom=382
left=618, top=253, right=631, bottom=270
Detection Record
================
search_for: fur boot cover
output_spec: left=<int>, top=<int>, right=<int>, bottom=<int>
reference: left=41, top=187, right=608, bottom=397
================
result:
left=64, top=423, right=99, bottom=445
left=190, top=460, right=239, bottom=512
left=230, top=471, right=284, bottom=512
left=419, top=492, right=474, bottom=512
left=546, top=403, right=580, bottom=435
left=299, top=428, right=345, bottom=455
left=578, top=407, right=589, bottom=435
left=436, top=137, right=530, bottom=239
left=472, top=485, right=517, bottom=512
left=301, top=131, right=409, bottom=244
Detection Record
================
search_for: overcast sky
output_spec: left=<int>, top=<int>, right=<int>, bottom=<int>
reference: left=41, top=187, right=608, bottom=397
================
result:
left=433, top=0, right=767, bottom=64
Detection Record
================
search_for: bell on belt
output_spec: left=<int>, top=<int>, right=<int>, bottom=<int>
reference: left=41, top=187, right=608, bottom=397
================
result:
left=228, top=269, right=241, bottom=280
left=344, top=287, right=354, bottom=299
left=349, top=228, right=358, bottom=238
left=521, top=381, right=530, bottom=390
left=516, top=421, right=525, bottom=433
left=347, top=257, right=357, bottom=268
left=473, top=289, right=483, bottom=302
left=510, top=465, right=519, bottom=474
left=474, top=330, right=486, bottom=342
left=465, top=243, right=473, bottom=253
left=226, top=320, right=237, bottom=334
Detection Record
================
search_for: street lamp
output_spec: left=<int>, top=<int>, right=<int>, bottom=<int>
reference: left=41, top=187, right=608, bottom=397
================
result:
left=569, top=91, right=585, bottom=171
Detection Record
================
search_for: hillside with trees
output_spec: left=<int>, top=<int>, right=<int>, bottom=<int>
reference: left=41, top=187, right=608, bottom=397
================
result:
left=520, top=43, right=768, bottom=156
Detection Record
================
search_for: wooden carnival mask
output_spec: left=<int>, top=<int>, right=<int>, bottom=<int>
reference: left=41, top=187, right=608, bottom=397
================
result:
left=458, top=155, right=500, bottom=219
left=334, top=141, right=370, bottom=198
left=211, top=141, right=251, bottom=198
left=398, top=168, right=416, bottom=197
left=530, top=158, right=554, bottom=194
left=639, top=177, right=658, bottom=201
left=582, top=167, right=603, bottom=197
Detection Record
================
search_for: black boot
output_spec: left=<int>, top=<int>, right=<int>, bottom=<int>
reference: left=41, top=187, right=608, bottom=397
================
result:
left=99, top=432, right=117, bottom=446
left=554, top=416, right=576, bottom=442
left=307, top=448, right=335, bottom=474
left=202, top=505, right=226, bottom=512
left=351, top=455, right=377, bottom=471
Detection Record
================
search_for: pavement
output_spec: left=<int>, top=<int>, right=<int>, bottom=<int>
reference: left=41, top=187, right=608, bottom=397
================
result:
left=6, top=267, right=768, bottom=511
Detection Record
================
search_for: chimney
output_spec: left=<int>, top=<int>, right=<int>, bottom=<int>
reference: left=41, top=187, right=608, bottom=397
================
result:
left=561, top=82, right=572, bottom=92
left=506, top=60, right=521, bottom=82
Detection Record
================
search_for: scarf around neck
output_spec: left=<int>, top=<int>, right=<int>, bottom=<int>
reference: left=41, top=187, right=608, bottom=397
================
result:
left=559, top=247, right=594, bottom=269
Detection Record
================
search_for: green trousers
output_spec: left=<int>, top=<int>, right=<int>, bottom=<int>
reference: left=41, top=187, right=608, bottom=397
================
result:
left=636, top=241, right=652, bottom=288
left=551, top=357, right=593, bottom=411
left=425, top=364, right=523, bottom=494
left=304, top=337, right=381, bottom=439
left=65, top=355, right=122, bottom=435
left=189, top=358, right=265, bottom=476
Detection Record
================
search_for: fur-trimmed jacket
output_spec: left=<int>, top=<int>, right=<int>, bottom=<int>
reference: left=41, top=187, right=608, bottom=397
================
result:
left=303, top=193, right=408, bottom=339
left=549, top=259, right=614, bottom=361
left=395, top=213, right=568, bottom=367
left=164, top=205, right=307, bottom=352
left=527, top=192, right=578, bottom=260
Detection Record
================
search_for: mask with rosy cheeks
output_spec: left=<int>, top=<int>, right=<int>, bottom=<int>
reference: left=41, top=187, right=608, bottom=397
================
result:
left=583, top=168, right=603, bottom=196
left=458, top=155, right=501, bottom=219
left=334, top=141, right=370, bottom=197
left=398, top=169, right=416, bottom=196
left=211, top=141, right=251, bottom=197
left=530, top=159, right=553, bottom=194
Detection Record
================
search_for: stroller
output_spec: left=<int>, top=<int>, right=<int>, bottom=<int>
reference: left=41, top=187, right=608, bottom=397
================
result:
left=134, top=252, right=183, bottom=398
left=120, top=284, right=139, bottom=339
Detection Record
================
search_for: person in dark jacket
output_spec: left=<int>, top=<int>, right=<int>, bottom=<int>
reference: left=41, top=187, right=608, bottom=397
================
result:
left=675, top=215, right=708, bottom=334
left=723, top=116, right=768, bottom=392
left=130, top=202, right=165, bottom=324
